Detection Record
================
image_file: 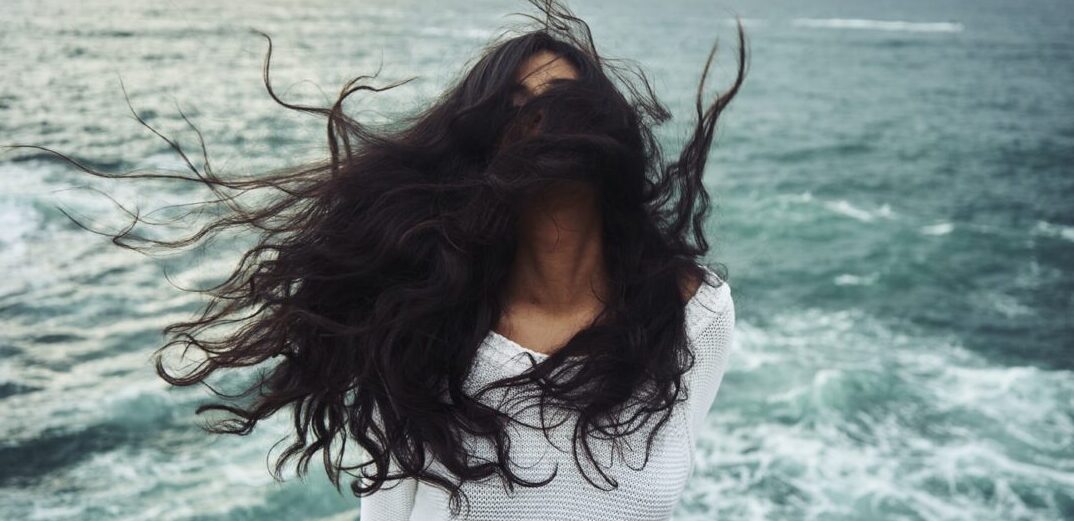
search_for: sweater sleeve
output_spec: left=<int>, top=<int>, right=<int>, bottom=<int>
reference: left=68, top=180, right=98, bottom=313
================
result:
left=683, top=274, right=736, bottom=438
left=359, top=473, right=417, bottom=521
left=358, top=409, right=418, bottom=520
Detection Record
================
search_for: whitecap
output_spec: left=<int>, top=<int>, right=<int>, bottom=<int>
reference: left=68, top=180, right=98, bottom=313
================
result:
left=920, top=222, right=954, bottom=235
left=1033, top=220, right=1074, bottom=242
left=833, top=273, right=878, bottom=286
left=822, top=199, right=895, bottom=222
left=0, top=201, right=40, bottom=246
left=791, top=18, right=964, bottom=33
left=683, top=307, right=1074, bottom=521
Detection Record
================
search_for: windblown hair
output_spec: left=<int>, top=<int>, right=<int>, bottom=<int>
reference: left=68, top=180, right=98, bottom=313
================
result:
left=6, top=0, right=747, bottom=514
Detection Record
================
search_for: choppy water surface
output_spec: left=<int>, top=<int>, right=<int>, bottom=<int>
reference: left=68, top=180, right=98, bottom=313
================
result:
left=2, top=0, right=1072, bottom=519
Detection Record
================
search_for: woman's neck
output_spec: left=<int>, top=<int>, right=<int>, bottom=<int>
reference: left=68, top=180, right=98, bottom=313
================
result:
left=505, top=181, right=609, bottom=315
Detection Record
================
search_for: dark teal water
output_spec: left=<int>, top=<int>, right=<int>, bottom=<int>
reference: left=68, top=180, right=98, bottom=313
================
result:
left=2, top=0, right=1072, bottom=520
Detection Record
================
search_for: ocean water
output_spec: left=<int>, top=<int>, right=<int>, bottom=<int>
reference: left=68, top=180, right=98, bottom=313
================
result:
left=2, top=0, right=1072, bottom=520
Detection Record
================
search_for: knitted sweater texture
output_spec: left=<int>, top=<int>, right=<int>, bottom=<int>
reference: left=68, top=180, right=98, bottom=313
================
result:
left=360, top=266, right=736, bottom=520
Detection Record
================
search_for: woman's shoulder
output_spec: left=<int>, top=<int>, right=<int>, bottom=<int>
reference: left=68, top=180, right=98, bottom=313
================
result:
left=681, top=263, right=733, bottom=308
left=682, top=264, right=734, bottom=337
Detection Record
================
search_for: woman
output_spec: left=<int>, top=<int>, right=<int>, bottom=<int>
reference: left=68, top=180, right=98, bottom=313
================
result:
left=9, top=1, right=747, bottom=519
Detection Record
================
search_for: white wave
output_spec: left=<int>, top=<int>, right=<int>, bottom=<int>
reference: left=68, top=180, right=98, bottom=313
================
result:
left=132, top=152, right=191, bottom=171
left=822, top=199, right=895, bottom=222
left=10, top=399, right=353, bottom=521
left=833, top=273, right=879, bottom=286
left=920, top=222, right=954, bottom=236
left=1034, top=220, right=1074, bottom=242
left=780, top=192, right=896, bottom=223
left=0, top=201, right=39, bottom=248
left=979, top=290, right=1034, bottom=318
left=682, top=308, right=1074, bottom=521
left=0, top=163, right=49, bottom=248
left=792, top=18, right=964, bottom=33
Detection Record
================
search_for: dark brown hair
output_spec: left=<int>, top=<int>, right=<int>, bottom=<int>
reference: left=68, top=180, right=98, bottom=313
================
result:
left=4, top=0, right=748, bottom=515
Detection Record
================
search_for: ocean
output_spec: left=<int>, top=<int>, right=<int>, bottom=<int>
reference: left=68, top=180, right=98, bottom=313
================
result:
left=1, top=0, right=1072, bottom=519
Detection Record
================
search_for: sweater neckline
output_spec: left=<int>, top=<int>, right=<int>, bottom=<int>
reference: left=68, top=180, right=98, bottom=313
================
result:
left=480, top=266, right=725, bottom=366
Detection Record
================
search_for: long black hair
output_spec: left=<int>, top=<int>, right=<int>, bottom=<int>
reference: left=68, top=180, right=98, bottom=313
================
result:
left=4, top=0, right=748, bottom=514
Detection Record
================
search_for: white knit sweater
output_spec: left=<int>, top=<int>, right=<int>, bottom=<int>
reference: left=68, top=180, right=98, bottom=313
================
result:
left=360, top=266, right=736, bottom=521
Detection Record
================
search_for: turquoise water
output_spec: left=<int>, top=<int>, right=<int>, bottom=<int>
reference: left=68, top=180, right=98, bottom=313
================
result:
left=2, top=0, right=1072, bottom=520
